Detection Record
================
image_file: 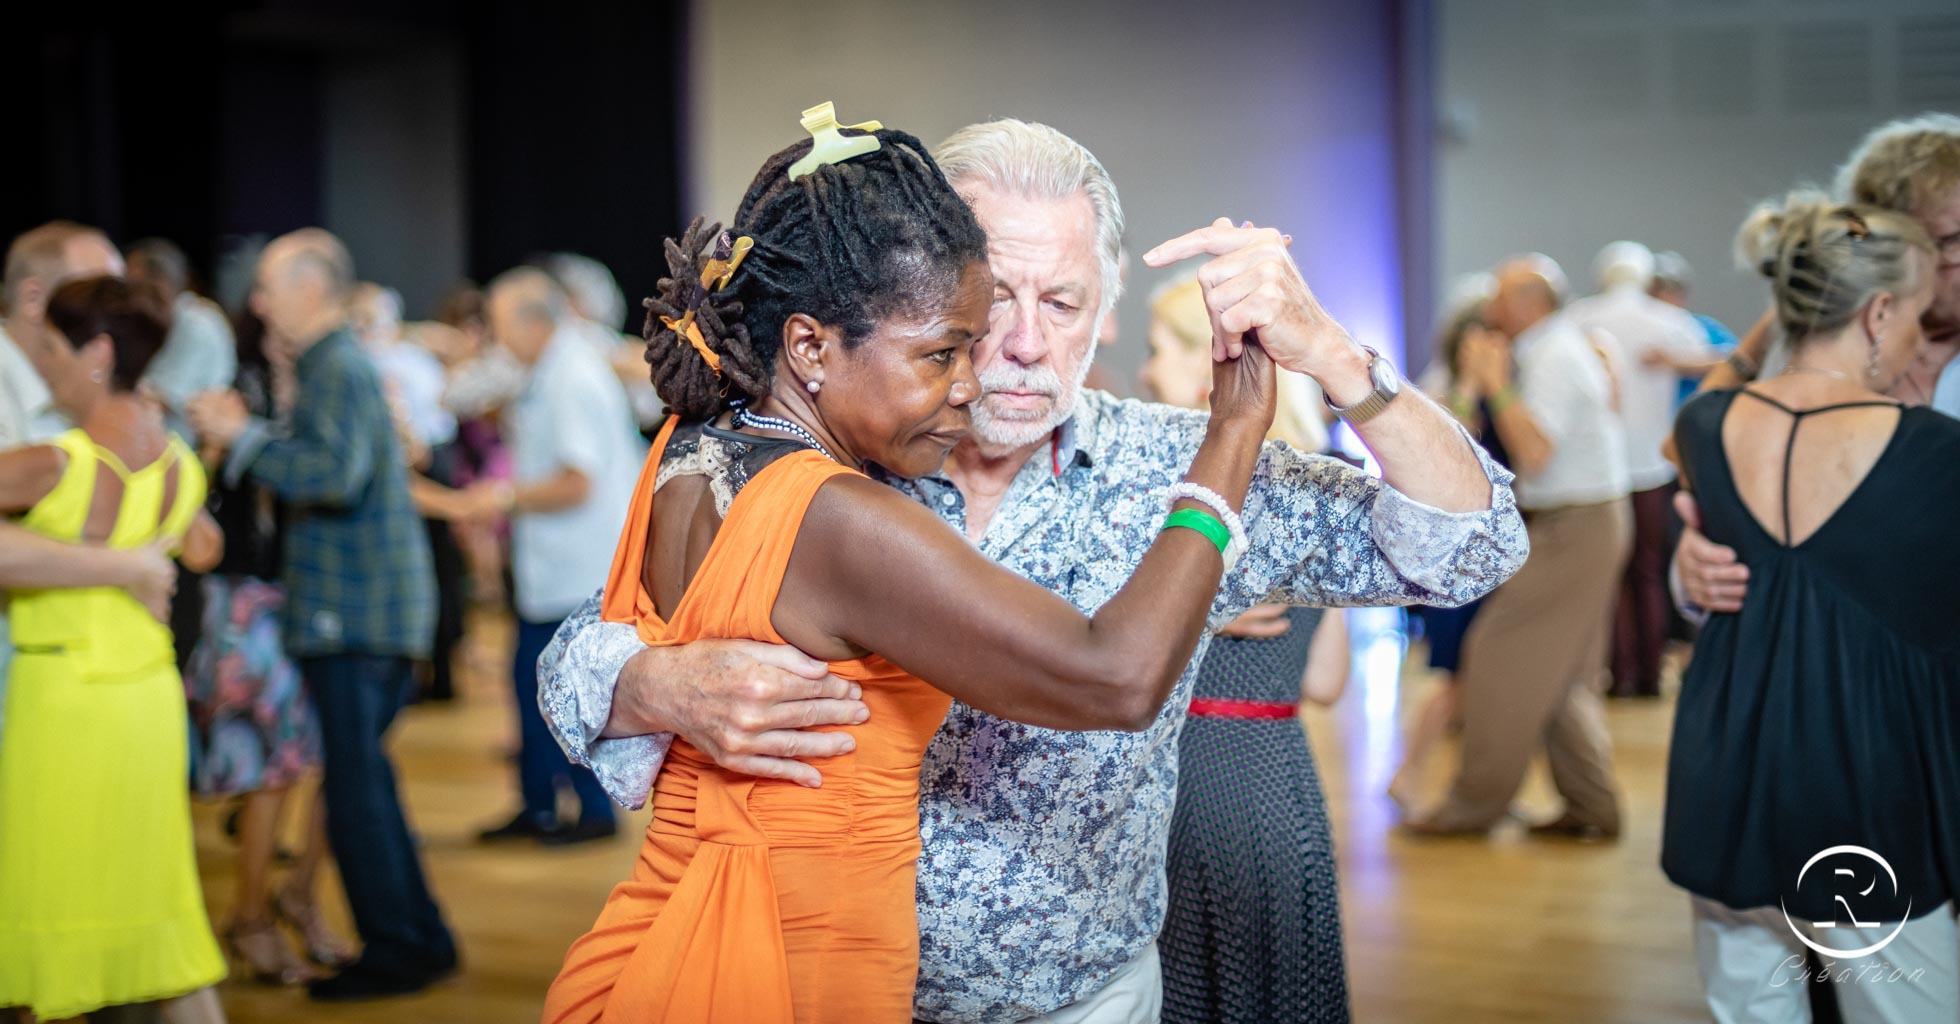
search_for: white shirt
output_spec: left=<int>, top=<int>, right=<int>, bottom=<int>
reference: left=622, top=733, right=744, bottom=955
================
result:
left=0, top=322, right=69, bottom=720
left=1510, top=314, right=1631, bottom=510
left=1564, top=286, right=1711, bottom=489
left=0, top=323, right=67, bottom=448
left=573, top=316, right=664, bottom=428
left=142, top=293, right=238, bottom=444
left=1933, top=356, right=1960, bottom=421
left=368, top=337, right=457, bottom=447
left=506, top=326, right=647, bottom=622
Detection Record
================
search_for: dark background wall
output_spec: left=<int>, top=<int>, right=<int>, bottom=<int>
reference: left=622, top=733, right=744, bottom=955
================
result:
left=2, top=1, right=685, bottom=327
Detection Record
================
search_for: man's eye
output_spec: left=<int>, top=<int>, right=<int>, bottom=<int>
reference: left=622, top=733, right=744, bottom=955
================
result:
left=1049, top=300, right=1076, bottom=313
left=928, top=348, right=956, bottom=365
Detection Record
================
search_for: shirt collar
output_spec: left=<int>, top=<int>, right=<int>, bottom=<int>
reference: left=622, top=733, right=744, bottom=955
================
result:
left=298, top=325, right=355, bottom=369
left=536, top=323, right=581, bottom=370
left=868, top=388, right=1108, bottom=492
left=1050, top=388, right=1107, bottom=472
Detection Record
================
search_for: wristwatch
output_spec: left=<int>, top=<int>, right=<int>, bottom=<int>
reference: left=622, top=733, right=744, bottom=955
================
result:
left=1323, top=346, right=1402, bottom=425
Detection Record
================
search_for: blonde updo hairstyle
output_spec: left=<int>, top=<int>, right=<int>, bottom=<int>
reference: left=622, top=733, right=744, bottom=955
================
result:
left=1735, top=190, right=1933, bottom=346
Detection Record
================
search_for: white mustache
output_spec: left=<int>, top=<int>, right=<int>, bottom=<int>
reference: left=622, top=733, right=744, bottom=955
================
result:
left=979, top=365, right=1063, bottom=398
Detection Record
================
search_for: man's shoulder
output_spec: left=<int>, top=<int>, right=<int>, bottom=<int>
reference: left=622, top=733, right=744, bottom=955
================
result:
left=541, top=337, right=628, bottom=412
left=1077, top=389, right=1210, bottom=451
left=176, top=295, right=233, bottom=334
left=311, top=333, right=386, bottom=392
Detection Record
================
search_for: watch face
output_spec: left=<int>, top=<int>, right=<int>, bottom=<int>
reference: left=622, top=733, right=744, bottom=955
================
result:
left=1371, top=352, right=1402, bottom=395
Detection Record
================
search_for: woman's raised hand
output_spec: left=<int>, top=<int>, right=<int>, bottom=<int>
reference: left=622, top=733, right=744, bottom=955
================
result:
left=1209, top=326, right=1277, bottom=433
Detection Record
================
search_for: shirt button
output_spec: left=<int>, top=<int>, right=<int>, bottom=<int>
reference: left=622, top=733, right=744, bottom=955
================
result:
left=940, top=492, right=957, bottom=507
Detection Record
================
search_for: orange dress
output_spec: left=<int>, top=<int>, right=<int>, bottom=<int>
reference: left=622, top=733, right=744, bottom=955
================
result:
left=543, top=419, right=954, bottom=1024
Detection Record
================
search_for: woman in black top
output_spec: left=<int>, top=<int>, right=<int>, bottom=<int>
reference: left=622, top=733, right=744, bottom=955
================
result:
left=1665, top=192, right=1960, bottom=1021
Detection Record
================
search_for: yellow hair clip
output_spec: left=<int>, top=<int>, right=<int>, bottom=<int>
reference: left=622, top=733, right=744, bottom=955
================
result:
left=698, top=235, right=754, bottom=292
left=660, top=310, right=723, bottom=378
left=786, top=101, right=883, bottom=181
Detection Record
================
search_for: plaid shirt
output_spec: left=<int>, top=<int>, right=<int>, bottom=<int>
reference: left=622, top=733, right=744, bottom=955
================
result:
left=225, top=327, right=434, bottom=659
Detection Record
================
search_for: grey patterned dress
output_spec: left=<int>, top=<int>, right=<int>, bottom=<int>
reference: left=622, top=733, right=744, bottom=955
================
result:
left=1163, top=605, right=1349, bottom=1024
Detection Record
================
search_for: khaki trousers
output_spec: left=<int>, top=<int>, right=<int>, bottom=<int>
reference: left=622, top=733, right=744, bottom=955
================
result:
left=1426, top=497, right=1632, bottom=832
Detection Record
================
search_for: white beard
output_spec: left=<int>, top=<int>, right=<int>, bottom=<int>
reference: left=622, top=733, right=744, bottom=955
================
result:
left=968, top=345, right=1098, bottom=450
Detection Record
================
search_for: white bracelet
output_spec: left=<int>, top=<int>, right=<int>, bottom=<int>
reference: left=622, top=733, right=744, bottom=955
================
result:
left=1164, top=482, right=1247, bottom=572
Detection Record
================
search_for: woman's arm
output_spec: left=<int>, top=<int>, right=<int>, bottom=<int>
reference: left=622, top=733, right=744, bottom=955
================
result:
left=1300, top=610, right=1350, bottom=707
left=178, top=509, right=224, bottom=573
left=779, top=347, right=1277, bottom=732
left=1693, top=309, right=1775, bottom=395
left=0, top=525, right=178, bottom=621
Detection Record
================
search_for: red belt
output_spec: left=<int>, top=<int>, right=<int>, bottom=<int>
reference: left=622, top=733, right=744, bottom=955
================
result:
left=1188, top=697, right=1299, bottom=720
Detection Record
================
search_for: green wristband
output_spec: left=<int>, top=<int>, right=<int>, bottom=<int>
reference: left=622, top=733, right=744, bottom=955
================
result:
left=1163, top=508, right=1231, bottom=555
left=1488, top=384, right=1521, bottom=416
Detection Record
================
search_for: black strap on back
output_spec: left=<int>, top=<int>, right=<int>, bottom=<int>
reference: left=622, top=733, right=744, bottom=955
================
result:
left=1735, top=389, right=1898, bottom=544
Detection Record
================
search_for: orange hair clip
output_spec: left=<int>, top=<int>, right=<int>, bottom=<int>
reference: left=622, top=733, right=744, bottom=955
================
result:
left=660, top=310, right=723, bottom=378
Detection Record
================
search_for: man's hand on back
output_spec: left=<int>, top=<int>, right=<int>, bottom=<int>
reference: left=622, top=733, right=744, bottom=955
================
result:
left=1673, top=490, right=1748, bottom=613
left=606, top=639, right=869, bottom=789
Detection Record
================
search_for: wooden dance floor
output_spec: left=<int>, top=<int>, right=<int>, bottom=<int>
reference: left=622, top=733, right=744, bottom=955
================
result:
left=195, top=610, right=1708, bottom=1023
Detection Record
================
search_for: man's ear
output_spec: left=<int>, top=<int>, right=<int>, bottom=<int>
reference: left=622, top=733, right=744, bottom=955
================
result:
left=14, top=276, right=48, bottom=323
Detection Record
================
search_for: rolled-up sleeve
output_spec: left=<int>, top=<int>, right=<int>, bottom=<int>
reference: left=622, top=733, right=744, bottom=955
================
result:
left=1212, top=424, right=1528, bottom=625
left=537, top=588, right=671, bottom=809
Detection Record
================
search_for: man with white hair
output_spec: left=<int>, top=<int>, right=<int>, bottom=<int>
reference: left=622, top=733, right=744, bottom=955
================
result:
left=538, top=120, right=1528, bottom=1021
left=427, top=267, right=642, bottom=846
left=1564, top=241, right=1711, bottom=698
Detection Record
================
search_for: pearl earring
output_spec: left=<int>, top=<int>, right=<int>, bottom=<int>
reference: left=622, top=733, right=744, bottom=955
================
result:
left=807, top=379, right=821, bottom=394
left=90, top=370, right=104, bottom=383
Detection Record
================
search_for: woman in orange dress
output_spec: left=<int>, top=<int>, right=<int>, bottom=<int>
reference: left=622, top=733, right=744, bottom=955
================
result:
left=543, top=120, right=1277, bottom=1023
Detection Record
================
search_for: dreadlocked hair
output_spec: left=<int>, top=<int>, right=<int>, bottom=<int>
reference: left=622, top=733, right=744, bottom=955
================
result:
left=644, top=128, right=989, bottom=420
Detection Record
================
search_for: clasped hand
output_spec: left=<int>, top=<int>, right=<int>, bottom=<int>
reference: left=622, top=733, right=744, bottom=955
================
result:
left=1143, top=217, right=1364, bottom=407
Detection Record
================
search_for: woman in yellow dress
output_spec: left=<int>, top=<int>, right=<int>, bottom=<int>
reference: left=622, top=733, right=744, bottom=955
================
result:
left=0, top=276, right=227, bottom=1021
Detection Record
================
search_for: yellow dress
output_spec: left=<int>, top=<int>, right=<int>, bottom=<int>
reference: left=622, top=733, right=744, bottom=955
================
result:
left=0, top=429, right=226, bottom=1020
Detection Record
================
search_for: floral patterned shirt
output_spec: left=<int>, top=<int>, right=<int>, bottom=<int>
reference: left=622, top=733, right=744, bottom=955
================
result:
left=538, top=389, right=1527, bottom=1022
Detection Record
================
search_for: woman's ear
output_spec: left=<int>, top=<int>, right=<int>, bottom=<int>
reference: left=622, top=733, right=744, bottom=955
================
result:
left=780, top=313, right=835, bottom=391
left=83, top=334, right=116, bottom=381
left=1862, top=290, right=1895, bottom=343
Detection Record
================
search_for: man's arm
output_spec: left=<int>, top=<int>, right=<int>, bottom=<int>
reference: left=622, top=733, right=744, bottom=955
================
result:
left=1670, top=489, right=1747, bottom=622
left=536, top=588, right=869, bottom=803
left=1214, top=426, right=1526, bottom=619
left=1144, top=220, right=1494, bottom=514
left=224, top=366, right=377, bottom=505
